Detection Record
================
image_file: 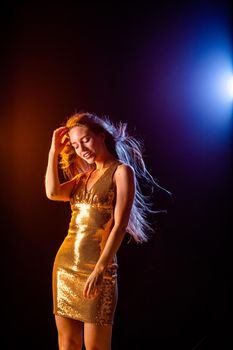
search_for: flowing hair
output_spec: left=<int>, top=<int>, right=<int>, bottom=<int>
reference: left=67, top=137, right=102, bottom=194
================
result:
left=60, top=112, right=171, bottom=243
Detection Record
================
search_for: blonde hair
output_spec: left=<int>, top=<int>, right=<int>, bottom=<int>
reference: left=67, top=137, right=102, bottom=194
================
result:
left=60, top=112, right=171, bottom=243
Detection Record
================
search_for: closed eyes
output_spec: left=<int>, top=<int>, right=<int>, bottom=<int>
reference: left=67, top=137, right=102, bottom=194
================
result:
left=72, top=137, right=91, bottom=149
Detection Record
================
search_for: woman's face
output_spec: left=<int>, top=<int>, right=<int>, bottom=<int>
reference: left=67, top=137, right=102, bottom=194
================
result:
left=69, top=125, right=105, bottom=164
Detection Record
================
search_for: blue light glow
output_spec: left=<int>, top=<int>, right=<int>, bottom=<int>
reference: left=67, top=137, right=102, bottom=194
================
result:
left=226, top=76, right=233, bottom=99
left=144, top=5, right=232, bottom=151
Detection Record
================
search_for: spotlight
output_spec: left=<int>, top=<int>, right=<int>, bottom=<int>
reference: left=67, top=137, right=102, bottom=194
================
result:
left=226, top=76, right=233, bottom=99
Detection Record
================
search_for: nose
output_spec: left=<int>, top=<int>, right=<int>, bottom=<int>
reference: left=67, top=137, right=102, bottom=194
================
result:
left=77, top=143, right=87, bottom=155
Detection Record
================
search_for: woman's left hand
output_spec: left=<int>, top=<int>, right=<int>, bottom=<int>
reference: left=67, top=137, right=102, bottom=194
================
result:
left=83, top=269, right=104, bottom=299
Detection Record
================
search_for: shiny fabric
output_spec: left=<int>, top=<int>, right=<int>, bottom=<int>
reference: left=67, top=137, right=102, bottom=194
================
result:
left=52, top=161, right=121, bottom=325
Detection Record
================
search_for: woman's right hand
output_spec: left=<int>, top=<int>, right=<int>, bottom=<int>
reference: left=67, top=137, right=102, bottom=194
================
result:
left=50, top=126, right=69, bottom=155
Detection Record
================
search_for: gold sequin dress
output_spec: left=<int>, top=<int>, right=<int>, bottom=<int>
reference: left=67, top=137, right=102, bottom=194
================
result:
left=52, top=161, right=121, bottom=325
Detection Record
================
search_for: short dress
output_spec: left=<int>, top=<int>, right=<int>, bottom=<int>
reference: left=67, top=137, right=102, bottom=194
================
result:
left=52, top=160, right=122, bottom=325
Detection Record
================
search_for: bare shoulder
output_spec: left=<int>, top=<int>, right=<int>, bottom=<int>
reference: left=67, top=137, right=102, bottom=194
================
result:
left=116, top=163, right=134, bottom=174
left=114, top=163, right=135, bottom=184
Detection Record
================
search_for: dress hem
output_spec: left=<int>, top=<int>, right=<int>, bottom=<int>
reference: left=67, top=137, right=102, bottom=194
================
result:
left=53, top=311, right=114, bottom=326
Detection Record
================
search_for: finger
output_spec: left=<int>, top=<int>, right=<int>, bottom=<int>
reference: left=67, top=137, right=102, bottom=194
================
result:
left=87, top=289, right=98, bottom=299
left=56, top=126, right=69, bottom=132
left=54, top=130, right=69, bottom=143
left=56, top=130, right=69, bottom=140
left=60, top=127, right=69, bottom=134
left=85, top=280, right=98, bottom=299
left=54, top=127, right=69, bottom=138
left=61, top=134, right=69, bottom=144
left=89, top=281, right=101, bottom=297
left=83, top=281, right=92, bottom=299
left=53, top=127, right=65, bottom=135
left=83, top=282, right=88, bottom=298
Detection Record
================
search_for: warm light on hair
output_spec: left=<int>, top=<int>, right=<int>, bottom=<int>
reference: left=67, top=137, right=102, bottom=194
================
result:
left=59, top=111, right=172, bottom=243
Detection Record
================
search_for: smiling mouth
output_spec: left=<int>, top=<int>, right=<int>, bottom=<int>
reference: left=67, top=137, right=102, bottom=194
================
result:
left=83, top=152, right=93, bottom=159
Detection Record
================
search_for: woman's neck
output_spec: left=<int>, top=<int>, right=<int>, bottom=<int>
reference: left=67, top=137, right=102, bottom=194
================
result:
left=94, top=155, right=118, bottom=172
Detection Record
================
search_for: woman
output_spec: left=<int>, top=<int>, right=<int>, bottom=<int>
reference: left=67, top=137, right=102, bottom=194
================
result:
left=45, top=112, right=164, bottom=350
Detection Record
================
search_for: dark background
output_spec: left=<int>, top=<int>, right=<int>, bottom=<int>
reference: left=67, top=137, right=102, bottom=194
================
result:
left=1, top=1, right=232, bottom=349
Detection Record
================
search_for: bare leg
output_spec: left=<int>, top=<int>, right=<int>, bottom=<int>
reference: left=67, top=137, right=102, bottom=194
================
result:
left=55, top=315, right=83, bottom=350
left=84, top=322, right=112, bottom=350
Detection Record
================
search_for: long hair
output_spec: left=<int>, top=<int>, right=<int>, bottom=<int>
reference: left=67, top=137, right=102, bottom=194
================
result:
left=60, top=112, right=171, bottom=243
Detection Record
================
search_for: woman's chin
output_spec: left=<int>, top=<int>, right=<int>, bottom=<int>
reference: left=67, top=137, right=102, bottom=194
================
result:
left=84, top=155, right=95, bottom=164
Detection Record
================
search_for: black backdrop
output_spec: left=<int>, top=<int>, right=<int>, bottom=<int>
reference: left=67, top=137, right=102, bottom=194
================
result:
left=1, top=1, right=232, bottom=349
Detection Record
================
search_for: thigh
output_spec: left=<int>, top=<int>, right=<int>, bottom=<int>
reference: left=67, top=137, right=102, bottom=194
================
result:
left=84, top=322, right=112, bottom=350
left=55, top=315, right=83, bottom=340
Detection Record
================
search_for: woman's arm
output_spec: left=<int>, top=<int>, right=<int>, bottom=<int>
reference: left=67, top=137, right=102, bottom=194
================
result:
left=83, top=163, right=135, bottom=298
left=45, top=126, right=75, bottom=201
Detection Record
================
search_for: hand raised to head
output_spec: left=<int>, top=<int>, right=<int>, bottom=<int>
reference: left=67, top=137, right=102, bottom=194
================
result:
left=50, top=126, right=69, bottom=154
